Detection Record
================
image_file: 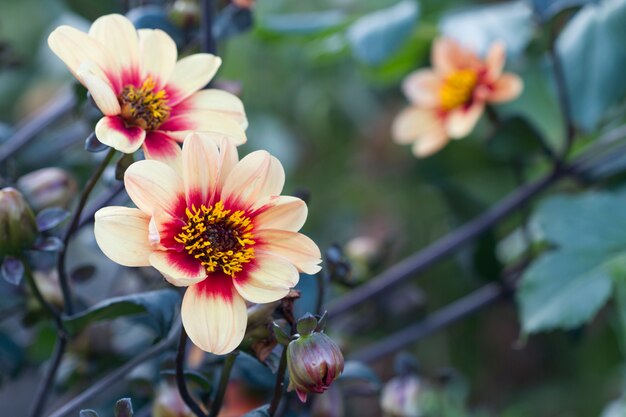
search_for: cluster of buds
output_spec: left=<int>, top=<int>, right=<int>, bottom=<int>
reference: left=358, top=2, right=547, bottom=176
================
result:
left=275, top=313, right=344, bottom=402
left=0, top=187, right=37, bottom=258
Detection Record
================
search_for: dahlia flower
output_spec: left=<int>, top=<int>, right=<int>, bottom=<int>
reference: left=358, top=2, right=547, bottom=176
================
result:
left=48, top=14, right=247, bottom=167
left=392, top=38, right=523, bottom=157
left=94, top=134, right=322, bottom=354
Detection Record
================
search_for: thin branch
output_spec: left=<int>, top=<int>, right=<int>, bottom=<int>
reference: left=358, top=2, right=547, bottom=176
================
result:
left=315, top=272, right=325, bottom=316
left=28, top=336, right=68, bottom=417
left=57, top=147, right=116, bottom=315
left=209, top=352, right=238, bottom=417
left=268, top=345, right=289, bottom=416
left=176, top=327, right=208, bottom=417
left=48, top=321, right=181, bottom=417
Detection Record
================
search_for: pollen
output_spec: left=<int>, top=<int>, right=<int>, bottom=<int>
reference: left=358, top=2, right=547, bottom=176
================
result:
left=174, top=201, right=256, bottom=277
left=439, top=69, right=478, bottom=111
left=118, top=77, right=171, bottom=130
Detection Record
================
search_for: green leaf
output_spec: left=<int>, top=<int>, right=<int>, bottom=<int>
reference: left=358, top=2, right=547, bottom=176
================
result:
left=439, top=1, right=533, bottom=57
left=346, top=1, right=419, bottom=66
left=486, top=116, right=550, bottom=161
left=517, top=191, right=626, bottom=333
left=63, top=289, right=180, bottom=336
left=557, top=0, right=626, bottom=130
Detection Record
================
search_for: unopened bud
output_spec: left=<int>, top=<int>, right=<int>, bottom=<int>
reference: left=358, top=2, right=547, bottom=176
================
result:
left=153, top=383, right=194, bottom=417
left=380, top=375, right=424, bottom=417
left=287, top=319, right=344, bottom=402
left=17, top=167, right=76, bottom=211
left=169, top=0, right=200, bottom=28
left=0, top=188, right=37, bottom=256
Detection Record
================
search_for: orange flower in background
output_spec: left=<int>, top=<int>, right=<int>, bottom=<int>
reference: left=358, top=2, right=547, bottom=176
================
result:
left=392, top=38, right=523, bottom=157
left=48, top=14, right=247, bottom=167
left=94, top=134, right=322, bottom=354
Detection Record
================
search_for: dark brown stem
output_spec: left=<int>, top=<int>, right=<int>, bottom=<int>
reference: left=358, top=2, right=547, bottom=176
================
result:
left=209, top=352, right=238, bottom=417
left=201, top=0, right=217, bottom=55
left=27, top=336, right=68, bottom=417
left=176, top=327, right=208, bottom=417
left=315, top=272, right=325, bottom=316
left=268, top=344, right=289, bottom=416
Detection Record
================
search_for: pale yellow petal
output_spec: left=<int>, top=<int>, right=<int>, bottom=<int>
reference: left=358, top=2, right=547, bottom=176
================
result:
left=139, top=29, right=177, bottom=86
left=94, top=207, right=151, bottom=267
left=256, top=230, right=322, bottom=275
left=233, top=255, right=299, bottom=304
left=252, top=196, right=308, bottom=232
left=124, top=160, right=183, bottom=216
left=445, top=103, right=485, bottom=139
left=182, top=133, right=220, bottom=204
left=488, top=73, right=523, bottom=103
left=77, top=63, right=121, bottom=116
left=168, top=54, right=222, bottom=105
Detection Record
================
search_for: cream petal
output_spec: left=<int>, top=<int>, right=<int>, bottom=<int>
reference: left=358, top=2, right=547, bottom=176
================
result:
left=182, top=278, right=247, bottom=354
left=77, top=63, right=121, bottom=116
left=181, top=133, right=220, bottom=206
left=432, top=38, right=480, bottom=74
left=233, top=255, right=299, bottom=304
left=124, top=159, right=183, bottom=216
left=143, top=132, right=183, bottom=176
left=139, top=29, right=178, bottom=87
left=48, top=25, right=116, bottom=85
left=392, top=107, right=443, bottom=145
left=88, top=14, right=139, bottom=82
left=252, top=196, right=308, bottom=232
left=256, top=230, right=322, bottom=275
left=149, top=251, right=206, bottom=287
left=488, top=73, right=523, bottom=103
left=177, top=89, right=248, bottom=129
left=95, top=116, right=146, bottom=153
left=217, top=137, right=239, bottom=188
left=167, top=54, right=222, bottom=106
left=445, top=103, right=485, bottom=139
left=94, top=207, right=151, bottom=267
left=485, top=41, right=506, bottom=80
left=402, top=70, right=440, bottom=107
left=411, top=130, right=450, bottom=157
left=221, top=151, right=285, bottom=208
left=160, top=109, right=247, bottom=145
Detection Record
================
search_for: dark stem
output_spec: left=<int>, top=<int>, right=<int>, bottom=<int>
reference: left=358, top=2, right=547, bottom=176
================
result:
left=176, top=327, right=208, bottom=417
left=28, top=336, right=68, bottom=417
left=315, top=272, right=325, bottom=315
left=201, top=0, right=217, bottom=55
left=208, top=352, right=239, bottom=417
left=268, top=344, right=289, bottom=416
left=57, top=147, right=116, bottom=315
left=548, top=28, right=575, bottom=160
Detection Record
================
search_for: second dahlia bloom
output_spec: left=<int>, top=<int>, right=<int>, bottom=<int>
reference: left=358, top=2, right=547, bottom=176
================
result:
left=48, top=14, right=247, bottom=166
left=392, top=38, right=523, bottom=157
left=94, top=134, right=322, bottom=354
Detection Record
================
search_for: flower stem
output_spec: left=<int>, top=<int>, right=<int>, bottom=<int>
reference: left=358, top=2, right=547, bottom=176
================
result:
left=315, top=272, right=325, bottom=316
left=57, top=146, right=116, bottom=315
left=201, top=0, right=217, bottom=55
left=268, top=344, right=289, bottom=416
left=176, top=326, right=208, bottom=417
left=209, top=351, right=238, bottom=417
left=28, top=336, right=68, bottom=417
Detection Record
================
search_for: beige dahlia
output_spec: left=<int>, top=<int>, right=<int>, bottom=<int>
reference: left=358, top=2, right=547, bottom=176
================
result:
left=393, top=38, right=523, bottom=157
left=94, top=134, right=321, bottom=354
left=48, top=14, right=247, bottom=168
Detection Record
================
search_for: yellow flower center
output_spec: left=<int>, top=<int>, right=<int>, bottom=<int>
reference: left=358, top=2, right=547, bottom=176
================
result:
left=174, top=201, right=256, bottom=277
left=118, top=77, right=171, bottom=130
left=439, top=69, right=478, bottom=111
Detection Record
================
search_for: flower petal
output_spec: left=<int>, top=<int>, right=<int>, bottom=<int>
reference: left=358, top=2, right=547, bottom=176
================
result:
left=48, top=25, right=116, bottom=85
left=176, top=89, right=248, bottom=129
left=138, top=29, right=177, bottom=87
left=94, top=207, right=151, bottom=267
left=95, top=116, right=146, bottom=153
left=445, top=103, right=485, bottom=139
left=233, top=254, right=299, bottom=304
left=432, top=38, right=480, bottom=74
left=256, top=230, right=322, bottom=275
left=143, top=131, right=183, bottom=175
left=485, top=41, right=506, bottom=80
left=392, top=107, right=443, bottom=145
left=182, top=133, right=220, bottom=206
left=217, top=137, right=239, bottom=188
left=221, top=151, right=285, bottom=208
left=411, top=130, right=450, bottom=157
left=124, top=159, right=183, bottom=216
left=182, top=277, right=247, bottom=354
left=167, top=54, right=222, bottom=106
left=252, top=196, right=308, bottom=232
left=160, top=109, right=247, bottom=145
left=88, top=14, right=139, bottom=88
left=149, top=251, right=206, bottom=287
left=77, top=63, right=121, bottom=116
left=402, top=70, right=440, bottom=107
left=488, top=73, right=523, bottom=103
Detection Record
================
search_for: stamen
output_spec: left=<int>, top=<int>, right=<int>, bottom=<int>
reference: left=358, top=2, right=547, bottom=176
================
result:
left=118, top=77, right=171, bottom=130
left=175, top=201, right=256, bottom=277
left=439, top=69, right=478, bottom=111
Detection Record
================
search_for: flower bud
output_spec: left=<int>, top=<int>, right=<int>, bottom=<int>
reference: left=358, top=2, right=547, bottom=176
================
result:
left=17, top=167, right=76, bottom=211
left=152, top=383, right=195, bottom=417
left=380, top=375, right=424, bottom=417
left=287, top=329, right=344, bottom=402
left=0, top=188, right=37, bottom=256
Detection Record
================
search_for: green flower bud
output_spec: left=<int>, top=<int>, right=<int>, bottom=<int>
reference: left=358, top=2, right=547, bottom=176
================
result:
left=17, top=167, right=76, bottom=211
left=287, top=331, right=344, bottom=403
left=0, top=188, right=37, bottom=256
